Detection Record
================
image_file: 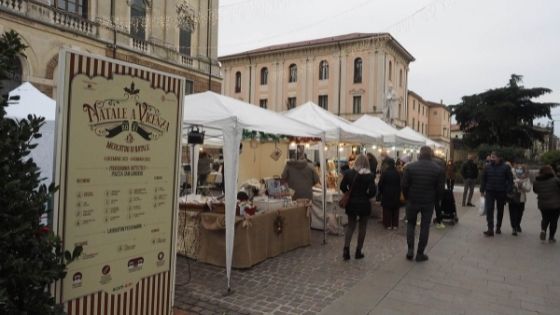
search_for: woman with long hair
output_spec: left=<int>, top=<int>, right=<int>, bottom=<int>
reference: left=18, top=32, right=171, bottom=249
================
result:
left=533, top=165, right=560, bottom=243
left=378, top=158, right=401, bottom=230
left=340, top=154, right=377, bottom=260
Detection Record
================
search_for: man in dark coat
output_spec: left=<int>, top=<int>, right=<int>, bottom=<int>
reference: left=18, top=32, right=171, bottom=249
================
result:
left=480, top=151, right=513, bottom=236
left=461, top=153, right=479, bottom=207
left=401, top=146, right=445, bottom=262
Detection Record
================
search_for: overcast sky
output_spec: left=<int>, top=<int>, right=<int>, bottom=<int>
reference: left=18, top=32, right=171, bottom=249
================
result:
left=217, top=0, right=560, bottom=135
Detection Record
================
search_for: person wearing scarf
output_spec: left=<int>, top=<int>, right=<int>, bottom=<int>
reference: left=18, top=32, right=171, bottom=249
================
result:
left=508, top=163, right=532, bottom=236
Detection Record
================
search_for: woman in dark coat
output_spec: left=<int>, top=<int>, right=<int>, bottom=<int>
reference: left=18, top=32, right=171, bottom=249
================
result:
left=378, top=158, right=401, bottom=229
left=533, top=165, right=560, bottom=242
left=340, top=154, right=376, bottom=260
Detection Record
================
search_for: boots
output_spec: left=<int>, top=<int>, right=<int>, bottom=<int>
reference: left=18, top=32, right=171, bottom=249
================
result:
left=343, top=247, right=350, bottom=260
left=355, top=248, right=364, bottom=259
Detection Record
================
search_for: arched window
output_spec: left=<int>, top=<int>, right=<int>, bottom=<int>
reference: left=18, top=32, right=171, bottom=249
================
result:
left=319, top=60, right=329, bottom=80
left=399, top=69, right=403, bottom=87
left=260, top=67, right=268, bottom=85
left=130, top=0, right=146, bottom=40
left=288, top=64, right=297, bottom=83
left=235, top=71, right=241, bottom=93
left=1, top=56, right=22, bottom=97
left=388, top=61, right=393, bottom=81
left=353, top=58, right=362, bottom=83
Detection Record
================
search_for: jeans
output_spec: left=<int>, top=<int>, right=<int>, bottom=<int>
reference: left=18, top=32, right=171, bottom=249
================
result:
left=406, top=204, right=434, bottom=255
left=462, top=178, right=476, bottom=205
left=345, top=214, right=368, bottom=249
left=485, top=190, right=506, bottom=231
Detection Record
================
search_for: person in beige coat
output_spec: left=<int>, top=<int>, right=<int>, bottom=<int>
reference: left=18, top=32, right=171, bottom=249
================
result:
left=508, top=163, right=532, bottom=236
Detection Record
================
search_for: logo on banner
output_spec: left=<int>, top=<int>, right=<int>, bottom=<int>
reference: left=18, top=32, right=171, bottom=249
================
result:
left=82, top=82, right=170, bottom=143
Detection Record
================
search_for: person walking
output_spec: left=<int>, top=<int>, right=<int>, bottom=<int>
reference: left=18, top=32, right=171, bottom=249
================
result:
left=508, top=163, right=532, bottom=236
left=446, top=160, right=456, bottom=191
left=401, top=146, right=445, bottom=262
left=340, top=154, right=376, bottom=260
left=461, top=154, right=479, bottom=207
left=378, top=158, right=401, bottom=230
left=432, top=157, right=446, bottom=229
left=533, top=165, right=560, bottom=243
left=480, top=151, right=513, bottom=236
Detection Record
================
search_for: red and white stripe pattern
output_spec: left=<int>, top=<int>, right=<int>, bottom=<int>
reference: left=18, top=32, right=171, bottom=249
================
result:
left=65, top=271, right=171, bottom=315
left=67, top=52, right=182, bottom=96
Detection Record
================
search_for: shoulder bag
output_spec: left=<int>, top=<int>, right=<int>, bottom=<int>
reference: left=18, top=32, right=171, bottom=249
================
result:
left=338, top=172, right=358, bottom=208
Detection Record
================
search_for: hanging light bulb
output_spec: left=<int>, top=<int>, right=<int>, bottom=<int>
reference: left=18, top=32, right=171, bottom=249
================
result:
left=305, top=143, right=310, bottom=148
left=339, top=147, right=344, bottom=152
left=290, top=141, right=296, bottom=148
left=372, top=145, right=377, bottom=149
left=324, top=146, right=328, bottom=151
left=391, top=146, right=396, bottom=151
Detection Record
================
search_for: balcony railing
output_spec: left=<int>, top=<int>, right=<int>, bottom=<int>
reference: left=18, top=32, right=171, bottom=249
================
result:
left=0, top=0, right=222, bottom=79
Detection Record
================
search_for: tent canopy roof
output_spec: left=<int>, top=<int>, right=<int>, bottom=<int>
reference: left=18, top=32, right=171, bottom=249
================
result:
left=183, top=92, right=324, bottom=139
left=399, top=127, right=444, bottom=148
left=284, top=102, right=381, bottom=144
left=7, top=82, right=56, bottom=120
left=352, top=115, right=425, bottom=147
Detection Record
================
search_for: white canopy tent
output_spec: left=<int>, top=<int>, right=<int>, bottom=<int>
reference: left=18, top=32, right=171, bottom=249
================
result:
left=352, top=115, right=425, bottom=147
left=183, top=91, right=325, bottom=291
left=6, top=82, right=56, bottom=185
left=284, top=102, right=382, bottom=144
left=399, top=127, right=444, bottom=149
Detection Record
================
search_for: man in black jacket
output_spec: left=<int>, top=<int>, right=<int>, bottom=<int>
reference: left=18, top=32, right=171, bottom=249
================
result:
left=461, top=154, right=479, bottom=207
left=402, top=146, right=445, bottom=262
left=480, top=151, right=513, bottom=236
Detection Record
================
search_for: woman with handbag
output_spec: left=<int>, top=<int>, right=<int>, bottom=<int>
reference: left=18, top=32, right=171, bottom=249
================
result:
left=340, top=154, right=376, bottom=260
left=508, top=163, right=532, bottom=236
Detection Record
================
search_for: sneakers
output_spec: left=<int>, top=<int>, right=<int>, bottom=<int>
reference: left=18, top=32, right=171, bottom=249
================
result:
left=483, top=230, right=494, bottom=237
left=435, top=223, right=446, bottom=230
left=512, top=231, right=518, bottom=236
left=517, top=226, right=522, bottom=233
left=540, top=231, right=546, bottom=241
left=415, top=253, right=429, bottom=262
left=495, top=228, right=502, bottom=234
left=549, top=238, right=556, bottom=243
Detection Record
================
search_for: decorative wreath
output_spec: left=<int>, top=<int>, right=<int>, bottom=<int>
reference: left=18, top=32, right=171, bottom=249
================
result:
left=273, top=215, right=285, bottom=235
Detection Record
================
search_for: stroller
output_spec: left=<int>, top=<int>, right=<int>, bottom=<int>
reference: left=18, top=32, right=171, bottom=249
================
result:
left=435, top=189, right=459, bottom=225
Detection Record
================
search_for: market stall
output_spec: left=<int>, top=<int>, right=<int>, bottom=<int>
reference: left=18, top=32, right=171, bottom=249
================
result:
left=284, top=102, right=382, bottom=232
left=182, top=91, right=325, bottom=291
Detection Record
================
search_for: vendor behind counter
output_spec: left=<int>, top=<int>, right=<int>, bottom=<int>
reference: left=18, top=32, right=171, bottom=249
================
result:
left=281, top=154, right=320, bottom=200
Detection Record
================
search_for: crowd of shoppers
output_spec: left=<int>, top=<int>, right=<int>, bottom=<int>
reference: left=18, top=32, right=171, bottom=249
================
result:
left=340, top=148, right=559, bottom=264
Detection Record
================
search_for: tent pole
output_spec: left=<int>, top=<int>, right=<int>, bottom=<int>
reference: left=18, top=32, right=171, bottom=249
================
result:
left=319, top=140, right=327, bottom=245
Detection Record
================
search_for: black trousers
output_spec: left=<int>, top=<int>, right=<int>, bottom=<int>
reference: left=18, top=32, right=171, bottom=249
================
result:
left=345, top=214, right=368, bottom=249
left=508, top=201, right=525, bottom=231
left=406, top=204, right=434, bottom=255
left=540, top=208, right=560, bottom=240
left=485, top=191, right=506, bottom=231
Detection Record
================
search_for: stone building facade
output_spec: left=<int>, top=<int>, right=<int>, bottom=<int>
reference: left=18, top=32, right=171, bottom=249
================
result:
left=0, top=0, right=221, bottom=98
left=219, top=33, right=415, bottom=127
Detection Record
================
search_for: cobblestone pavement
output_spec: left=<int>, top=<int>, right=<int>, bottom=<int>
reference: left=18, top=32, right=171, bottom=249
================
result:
left=174, top=206, right=412, bottom=315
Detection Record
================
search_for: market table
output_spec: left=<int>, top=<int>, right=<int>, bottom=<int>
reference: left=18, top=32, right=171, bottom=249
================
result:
left=178, top=206, right=310, bottom=268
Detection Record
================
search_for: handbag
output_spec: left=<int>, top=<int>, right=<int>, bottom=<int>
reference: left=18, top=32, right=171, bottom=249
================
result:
left=338, top=172, right=358, bottom=208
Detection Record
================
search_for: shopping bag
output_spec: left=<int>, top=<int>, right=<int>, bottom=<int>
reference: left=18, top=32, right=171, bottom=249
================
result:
left=478, top=196, right=486, bottom=216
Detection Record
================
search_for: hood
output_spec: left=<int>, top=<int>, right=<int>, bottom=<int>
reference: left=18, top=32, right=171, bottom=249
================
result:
left=286, top=159, right=309, bottom=169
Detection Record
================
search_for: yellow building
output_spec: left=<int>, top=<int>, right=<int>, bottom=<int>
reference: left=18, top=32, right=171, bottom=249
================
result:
left=219, top=33, right=415, bottom=127
left=0, top=0, right=221, bottom=98
left=406, top=90, right=430, bottom=136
